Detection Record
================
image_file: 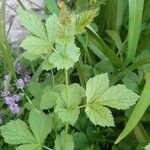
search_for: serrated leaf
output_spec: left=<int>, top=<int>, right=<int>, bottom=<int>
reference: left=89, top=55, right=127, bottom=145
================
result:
left=40, top=86, right=58, bottom=109
left=55, top=131, right=74, bottom=150
left=85, top=74, right=139, bottom=127
left=46, top=13, right=59, bottom=43
left=19, top=8, right=47, bottom=40
left=0, top=119, right=36, bottom=144
left=49, top=43, right=80, bottom=70
left=85, top=104, right=114, bottom=127
left=86, top=73, right=109, bottom=103
left=21, top=36, right=52, bottom=56
left=99, top=85, right=139, bottom=109
left=55, top=84, right=85, bottom=124
left=29, top=110, right=53, bottom=143
left=16, top=144, right=42, bottom=150
left=145, top=143, right=150, bottom=150
left=76, top=9, right=97, bottom=33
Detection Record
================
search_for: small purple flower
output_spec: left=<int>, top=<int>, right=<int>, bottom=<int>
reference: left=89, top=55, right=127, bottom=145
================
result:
left=16, top=79, right=25, bottom=89
left=4, top=96, right=15, bottom=106
left=9, top=103, right=20, bottom=114
left=1, top=91, right=11, bottom=97
left=24, top=75, right=31, bottom=84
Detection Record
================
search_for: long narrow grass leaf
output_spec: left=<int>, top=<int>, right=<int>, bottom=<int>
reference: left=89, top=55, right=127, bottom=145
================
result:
left=87, top=26, right=123, bottom=68
left=126, top=0, right=144, bottom=63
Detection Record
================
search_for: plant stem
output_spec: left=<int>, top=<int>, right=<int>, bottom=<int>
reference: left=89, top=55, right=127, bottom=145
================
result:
left=42, top=145, right=52, bottom=150
left=78, top=104, right=87, bottom=109
left=51, top=69, right=55, bottom=88
left=21, top=88, right=39, bottom=112
left=64, top=69, right=69, bottom=105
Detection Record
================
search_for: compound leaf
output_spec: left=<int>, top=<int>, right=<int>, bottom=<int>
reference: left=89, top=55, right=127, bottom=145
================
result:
left=85, top=74, right=139, bottom=127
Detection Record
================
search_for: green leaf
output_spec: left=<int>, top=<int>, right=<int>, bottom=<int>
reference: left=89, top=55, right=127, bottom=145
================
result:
left=85, top=104, right=114, bottom=127
left=46, top=13, right=59, bottom=43
left=86, top=74, right=109, bottom=103
left=126, top=0, right=144, bottom=63
left=99, top=85, right=139, bottom=109
left=19, top=8, right=47, bottom=40
left=145, top=143, right=150, bottom=150
left=0, top=119, right=36, bottom=144
left=29, top=110, right=53, bottom=143
left=76, top=9, right=97, bottom=34
left=55, top=84, right=85, bottom=124
left=55, top=131, right=74, bottom=150
left=45, top=0, right=60, bottom=15
left=41, top=60, right=54, bottom=71
left=16, top=144, right=42, bottom=150
left=85, top=74, right=139, bottom=127
left=22, top=51, right=40, bottom=61
left=51, top=113, right=65, bottom=130
left=28, top=82, right=45, bottom=100
left=21, top=36, right=52, bottom=56
left=40, top=86, right=58, bottom=109
left=122, top=72, right=141, bottom=92
left=74, top=132, right=89, bottom=150
left=49, top=43, right=80, bottom=70
left=115, top=73, right=150, bottom=144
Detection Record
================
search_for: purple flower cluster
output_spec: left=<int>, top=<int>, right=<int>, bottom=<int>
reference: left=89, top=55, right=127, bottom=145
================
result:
left=0, top=91, right=24, bottom=114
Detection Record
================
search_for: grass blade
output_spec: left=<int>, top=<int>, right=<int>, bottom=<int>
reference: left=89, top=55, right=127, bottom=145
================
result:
left=115, top=72, right=150, bottom=144
left=0, top=0, right=16, bottom=80
left=126, top=0, right=144, bottom=64
left=87, top=26, right=123, bottom=68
